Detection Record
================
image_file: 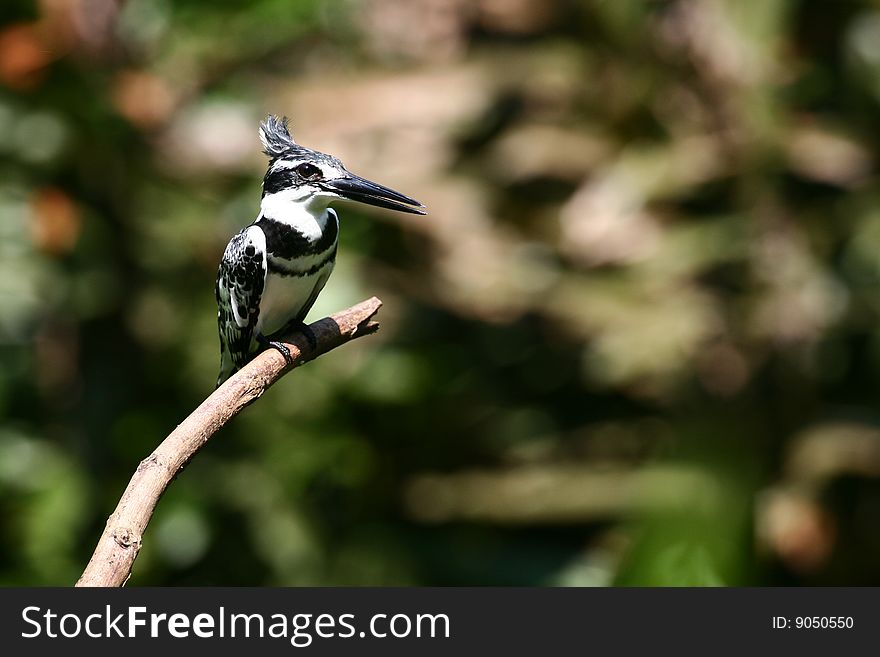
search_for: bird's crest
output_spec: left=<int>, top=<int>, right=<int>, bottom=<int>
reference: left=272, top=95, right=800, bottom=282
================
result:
left=259, top=115, right=299, bottom=160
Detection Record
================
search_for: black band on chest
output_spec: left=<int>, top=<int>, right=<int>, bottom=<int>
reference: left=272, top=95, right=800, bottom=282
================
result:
left=267, top=248, right=337, bottom=278
left=258, top=216, right=338, bottom=260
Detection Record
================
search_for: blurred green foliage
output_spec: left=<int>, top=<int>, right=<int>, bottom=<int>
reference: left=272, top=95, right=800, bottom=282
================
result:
left=2, top=0, right=880, bottom=586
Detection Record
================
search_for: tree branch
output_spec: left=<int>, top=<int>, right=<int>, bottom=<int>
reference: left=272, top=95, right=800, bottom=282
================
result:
left=76, top=297, right=383, bottom=587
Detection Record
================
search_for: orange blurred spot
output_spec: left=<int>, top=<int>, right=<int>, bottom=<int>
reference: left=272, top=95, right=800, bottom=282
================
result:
left=31, top=187, right=81, bottom=256
left=112, top=70, right=176, bottom=128
left=761, top=493, right=836, bottom=573
left=0, top=23, right=53, bottom=89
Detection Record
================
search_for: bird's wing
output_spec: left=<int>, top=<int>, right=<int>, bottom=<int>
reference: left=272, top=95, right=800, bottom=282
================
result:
left=215, top=224, right=267, bottom=386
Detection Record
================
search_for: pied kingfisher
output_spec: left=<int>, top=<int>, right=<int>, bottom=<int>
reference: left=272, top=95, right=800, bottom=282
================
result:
left=215, top=115, right=424, bottom=386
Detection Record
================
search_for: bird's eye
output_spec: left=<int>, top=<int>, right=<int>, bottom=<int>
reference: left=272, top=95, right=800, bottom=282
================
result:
left=295, top=163, right=322, bottom=180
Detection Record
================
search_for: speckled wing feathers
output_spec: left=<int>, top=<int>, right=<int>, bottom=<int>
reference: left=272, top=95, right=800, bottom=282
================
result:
left=215, top=225, right=267, bottom=386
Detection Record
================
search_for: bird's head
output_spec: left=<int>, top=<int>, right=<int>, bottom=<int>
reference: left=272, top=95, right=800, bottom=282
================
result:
left=259, top=115, right=425, bottom=215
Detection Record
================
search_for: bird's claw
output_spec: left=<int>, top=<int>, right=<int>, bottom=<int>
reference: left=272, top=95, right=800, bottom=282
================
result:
left=257, top=334, right=294, bottom=366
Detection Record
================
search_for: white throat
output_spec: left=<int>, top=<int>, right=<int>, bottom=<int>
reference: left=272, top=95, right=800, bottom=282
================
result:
left=260, top=189, right=332, bottom=237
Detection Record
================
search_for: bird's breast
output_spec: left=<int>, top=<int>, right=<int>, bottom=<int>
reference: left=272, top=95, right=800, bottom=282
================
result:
left=254, top=208, right=339, bottom=335
left=259, top=257, right=335, bottom=336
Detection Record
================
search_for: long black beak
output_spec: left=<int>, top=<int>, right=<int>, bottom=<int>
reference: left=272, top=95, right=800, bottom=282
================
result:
left=324, top=173, right=426, bottom=215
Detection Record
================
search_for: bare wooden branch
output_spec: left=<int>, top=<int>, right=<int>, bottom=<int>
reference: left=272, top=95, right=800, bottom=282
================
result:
left=76, top=297, right=383, bottom=587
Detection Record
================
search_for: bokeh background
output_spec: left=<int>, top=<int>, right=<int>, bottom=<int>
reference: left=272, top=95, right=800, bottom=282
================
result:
left=2, top=0, right=880, bottom=586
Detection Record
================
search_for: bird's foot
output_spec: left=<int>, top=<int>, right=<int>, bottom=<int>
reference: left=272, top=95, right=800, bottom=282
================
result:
left=257, top=334, right=294, bottom=366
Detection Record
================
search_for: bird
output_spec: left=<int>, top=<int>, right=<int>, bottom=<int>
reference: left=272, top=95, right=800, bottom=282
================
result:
left=214, top=115, right=425, bottom=386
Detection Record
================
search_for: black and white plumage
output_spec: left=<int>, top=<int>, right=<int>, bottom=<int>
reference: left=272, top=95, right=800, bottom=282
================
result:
left=215, top=115, right=424, bottom=386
